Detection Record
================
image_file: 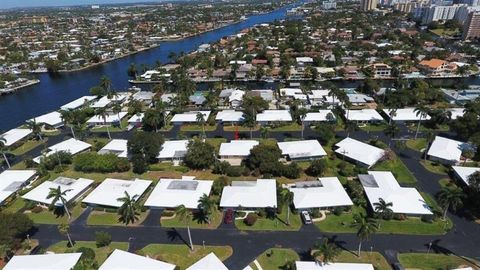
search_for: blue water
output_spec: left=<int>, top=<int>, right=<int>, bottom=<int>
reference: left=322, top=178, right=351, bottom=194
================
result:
left=0, top=3, right=299, bottom=131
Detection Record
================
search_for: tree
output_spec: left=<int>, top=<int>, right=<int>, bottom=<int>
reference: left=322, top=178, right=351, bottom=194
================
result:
left=383, top=123, right=400, bottom=147
left=99, top=75, right=112, bottom=93
left=437, top=186, right=465, bottom=220
left=280, top=188, right=294, bottom=225
left=246, top=143, right=282, bottom=174
left=58, top=223, right=74, bottom=247
left=312, top=238, right=341, bottom=265
left=184, top=139, right=216, bottom=169
left=196, top=112, right=206, bottom=139
left=0, top=213, right=33, bottom=247
left=26, top=119, right=43, bottom=141
left=467, top=171, right=480, bottom=193
left=175, top=204, right=194, bottom=250
left=352, top=213, right=378, bottom=256
left=128, top=131, right=164, bottom=173
left=298, top=108, right=308, bottom=139
left=142, top=108, right=164, bottom=132
left=314, top=123, right=335, bottom=144
left=0, top=137, right=11, bottom=168
left=373, top=198, right=393, bottom=220
left=60, top=109, right=77, bottom=139
left=462, top=148, right=475, bottom=165
left=414, top=106, right=430, bottom=140
left=47, top=186, right=73, bottom=220
left=112, top=103, right=123, bottom=129
left=95, top=107, right=111, bottom=139
left=127, top=63, right=137, bottom=78
left=306, top=159, right=327, bottom=177
left=117, top=191, right=140, bottom=225
left=197, top=194, right=216, bottom=224
left=260, top=126, right=270, bottom=139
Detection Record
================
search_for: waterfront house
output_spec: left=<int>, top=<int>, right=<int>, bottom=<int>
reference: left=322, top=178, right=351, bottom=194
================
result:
left=60, top=96, right=97, bottom=111
left=418, top=58, right=457, bottom=76
left=82, top=178, right=151, bottom=208
left=22, top=177, right=93, bottom=206
left=334, top=138, right=385, bottom=168
left=307, top=89, right=330, bottom=106
left=0, top=128, right=32, bottom=147
left=29, top=111, right=64, bottom=128
left=368, top=63, right=392, bottom=78
left=87, top=111, right=128, bottom=126
left=220, top=179, right=277, bottom=209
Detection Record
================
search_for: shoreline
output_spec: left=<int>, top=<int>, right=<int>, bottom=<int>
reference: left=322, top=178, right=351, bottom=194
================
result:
left=0, top=79, right=40, bottom=96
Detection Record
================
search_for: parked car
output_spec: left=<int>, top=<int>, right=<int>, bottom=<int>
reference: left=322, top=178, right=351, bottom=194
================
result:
left=301, top=211, right=312, bottom=224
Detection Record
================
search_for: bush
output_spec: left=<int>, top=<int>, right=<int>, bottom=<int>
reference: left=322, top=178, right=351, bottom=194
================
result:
left=95, top=231, right=112, bottom=247
left=39, top=151, right=72, bottom=170
left=306, top=159, right=328, bottom=177
left=161, top=210, right=175, bottom=218
left=393, top=213, right=407, bottom=221
left=333, top=207, right=344, bottom=216
left=212, top=176, right=230, bottom=196
left=31, top=206, right=43, bottom=213
left=421, top=215, right=434, bottom=223
left=281, top=162, right=301, bottom=179
left=226, top=166, right=243, bottom=177
left=73, top=152, right=130, bottom=173
left=244, top=213, right=258, bottom=226
left=311, top=208, right=321, bottom=218
left=77, top=247, right=95, bottom=262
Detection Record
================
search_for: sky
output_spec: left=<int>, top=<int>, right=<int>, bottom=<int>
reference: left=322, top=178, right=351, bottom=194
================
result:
left=1, top=0, right=163, bottom=9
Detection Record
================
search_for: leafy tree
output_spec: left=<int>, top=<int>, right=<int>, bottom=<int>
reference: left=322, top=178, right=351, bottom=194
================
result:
left=184, top=139, right=216, bottom=169
left=312, top=238, right=341, bottom=265
left=26, top=119, right=43, bottom=141
left=95, top=231, right=112, bottom=247
left=0, top=213, right=33, bottom=247
left=352, top=213, right=378, bottom=256
left=128, top=131, right=164, bottom=173
left=462, top=148, right=475, bottom=165
left=467, top=171, right=480, bottom=193
left=47, top=186, right=73, bottom=219
left=246, top=143, right=282, bottom=174
left=437, top=186, right=465, bottom=220
left=306, top=159, right=328, bottom=177
left=314, top=123, right=335, bottom=144
left=117, top=191, right=140, bottom=225
left=58, top=223, right=74, bottom=247
left=142, top=108, right=164, bottom=132
left=175, top=205, right=194, bottom=250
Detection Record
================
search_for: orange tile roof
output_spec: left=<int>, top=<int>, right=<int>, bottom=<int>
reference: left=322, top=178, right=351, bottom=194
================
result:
left=419, top=59, right=446, bottom=69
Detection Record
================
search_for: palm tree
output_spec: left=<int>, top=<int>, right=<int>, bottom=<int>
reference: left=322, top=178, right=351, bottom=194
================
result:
left=312, top=238, right=341, bottom=265
left=95, top=107, right=111, bottom=139
left=47, top=186, right=73, bottom=219
left=298, top=108, right=308, bottom=139
left=437, top=187, right=465, bottom=220
left=260, top=126, right=269, bottom=139
left=175, top=204, right=194, bottom=250
left=414, top=106, right=430, bottom=140
left=373, top=198, right=393, bottom=221
left=58, top=223, right=74, bottom=247
left=0, top=137, right=11, bottom=168
left=112, top=103, right=123, bottom=129
left=352, top=213, right=378, bottom=257
left=328, top=87, right=341, bottom=109
left=280, top=188, right=294, bottom=225
left=383, top=123, right=400, bottom=147
left=117, top=191, right=140, bottom=225
left=387, top=108, right=397, bottom=124
left=60, top=109, right=76, bottom=139
left=197, top=194, right=216, bottom=224
left=196, top=112, right=206, bottom=139
left=26, top=119, right=43, bottom=141
left=100, top=75, right=112, bottom=92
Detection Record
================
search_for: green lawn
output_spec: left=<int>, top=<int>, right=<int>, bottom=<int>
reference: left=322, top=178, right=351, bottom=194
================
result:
left=336, top=251, right=391, bottom=270
left=9, top=139, right=47, bottom=155
left=430, top=28, right=460, bottom=37
left=372, top=157, right=417, bottom=185
left=161, top=210, right=223, bottom=229
left=91, top=119, right=129, bottom=133
left=47, top=241, right=129, bottom=264
left=25, top=202, right=85, bottom=224
left=205, top=138, right=227, bottom=152
left=224, top=125, right=260, bottom=132
left=87, top=210, right=149, bottom=226
left=398, top=253, right=480, bottom=270
left=420, top=160, right=449, bottom=175
left=406, top=138, right=427, bottom=152
left=235, top=206, right=302, bottom=231
left=180, top=124, right=217, bottom=132
left=253, top=248, right=300, bottom=270
left=269, top=123, right=302, bottom=132
left=140, top=244, right=232, bottom=270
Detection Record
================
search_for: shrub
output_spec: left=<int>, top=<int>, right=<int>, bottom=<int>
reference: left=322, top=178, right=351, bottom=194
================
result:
left=77, top=247, right=95, bottom=262
left=31, top=206, right=43, bottom=213
left=393, top=213, right=407, bottom=221
left=333, top=207, right=344, bottom=216
left=226, top=166, right=243, bottom=177
left=311, top=208, right=321, bottom=218
left=421, top=215, right=434, bottom=223
left=213, top=161, right=231, bottom=175
left=281, top=162, right=301, bottom=179
left=73, top=152, right=130, bottom=173
left=244, top=213, right=258, bottom=226
left=95, top=231, right=112, bottom=247
left=161, top=210, right=175, bottom=218
left=306, top=159, right=328, bottom=177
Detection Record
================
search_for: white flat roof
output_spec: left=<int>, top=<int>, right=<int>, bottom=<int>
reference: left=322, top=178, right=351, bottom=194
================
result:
left=383, top=108, right=431, bottom=121
left=347, top=109, right=383, bottom=122
left=0, top=170, right=36, bottom=204
left=99, top=249, right=175, bottom=270
left=82, top=178, right=152, bottom=207
left=216, top=110, right=244, bottom=122
left=220, top=179, right=277, bottom=208
left=60, top=96, right=97, bottom=110
left=128, top=113, right=144, bottom=123
left=447, top=108, right=465, bottom=120
left=144, top=177, right=213, bottom=209
left=361, top=171, right=432, bottom=215
left=256, top=110, right=292, bottom=122
left=1, top=128, right=32, bottom=146
left=158, top=140, right=189, bottom=159
left=4, top=253, right=82, bottom=270
left=280, top=88, right=303, bottom=97
left=335, top=138, right=385, bottom=167
left=304, top=110, right=335, bottom=122
left=87, top=111, right=128, bottom=124
left=289, top=177, right=353, bottom=209
left=295, top=262, right=374, bottom=270
left=170, top=111, right=211, bottom=123
left=452, top=166, right=480, bottom=186
left=219, top=140, right=259, bottom=157
left=22, top=177, right=93, bottom=205
left=186, top=253, right=228, bottom=270
left=427, top=136, right=470, bottom=163
left=90, top=94, right=127, bottom=108
left=278, top=140, right=327, bottom=159
left=34, top=138, right=91, bottom=163
left=98, top=139, right=128, bottom=158
left=308, top=90, right=330, bottom=99
left=30, top=111, right=63, bottom=127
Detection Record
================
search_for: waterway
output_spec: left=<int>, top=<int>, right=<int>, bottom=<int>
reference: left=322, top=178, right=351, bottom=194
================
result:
left=0, top=2, right=300, bottom=131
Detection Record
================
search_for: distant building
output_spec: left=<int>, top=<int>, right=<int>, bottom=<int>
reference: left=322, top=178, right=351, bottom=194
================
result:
left=393, top=2, right=421, bottom=13
left=419, top=5, right=462, bottom=24
left=361, top=0, right=378, bottom=11
left=322, top=0, right=337, bottom=9
left=463, top=11, right=480, bottom=40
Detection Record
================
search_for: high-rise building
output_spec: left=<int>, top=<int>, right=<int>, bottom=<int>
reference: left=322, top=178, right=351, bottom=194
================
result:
left=463, top=11, right=480, bottom=39
left=419, top=5, right=463, bottom=24
left=361, top=0, right=378, bottom=11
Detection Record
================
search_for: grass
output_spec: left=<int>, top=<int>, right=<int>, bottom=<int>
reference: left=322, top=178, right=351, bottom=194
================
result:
left=439, top=178, right=458, bottom=188
left=4, top=197, right=28, bottom=213
left=235, top=206, right=302, bottom=231
left=269, top=123, right=302, bottom=132
left=398, top=253, right=480, bottom=270
left=180, top=124, right=217, bottom=132
left=47, top=241, right=129, bottom=264
left=87, top=210, right=149, bottom=226
left=358, top=123, right=388, bottom=132
left=9, top=139, right=47, bottom=155
left=205, top=138, right=227, bottom=152
left=91, top=119, right=129, bottom=133
left=420, top=160, right=449, bottom=175
left=44, top=165, right=154, bottom=183
left=406, top=138, right=427, bottom=152
left=25, top=202, right=85, bottom=224
left=372, top=156, right=417, bottom=185
left=140, top=244, right=232, bottom=270
left=161, top=209, right=223, bottom=229
left=336, top=251, right=391, bottom=270
left=224, top=124, right=260, bottom=131
left=430, top=28, right=460, bottom=37
left=253, top=248, right=300, bottom=270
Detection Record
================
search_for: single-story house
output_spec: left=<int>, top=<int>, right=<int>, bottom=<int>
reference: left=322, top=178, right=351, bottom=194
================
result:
left=22, top=176, right=93, bottom=206
left=186, top=253, right=228, bottom=270
left=33, top=138, right=91, bottom=163
left=334, top=138, right=385, bottom=168
left=161, top=93, right=177, bottom=104
left=359, top=171, right=432, bottom=216
left=427, top=136, right=473, bottom=165
left=127, top=113, right=144, bottom=128
left=90, top=94, right=128, bottom=109
left=170, top=111, right=211, bottom=125
left=144, top=176, right=213, bottom=209
left=308, top=90, right=330, bottom=106
left=0, top=128, right=32, bottom=147
left=98, top=139, right=128, bottom=158
left=346, top=109, right=384, bottom=123
left=303, top=110, right=336, bottom=124
left=288, top=177, right=353, bottom=210
left=131, top=91, right=155, bottom=105
left=220, top=179, right=277, bottom=209
left=219, top=140, right=259, bottom=159
left=3, top=253, right=82, bottom=270
left=246, top=89, right=274, bottom=101
left=295, top=262, right=374, bottom=270
left=280, top=88, right=308, bottom=102
left=347, top=94, right=374, bottom=106
left=452, top=166, right=480, bottom=186
left=215, top=110, right=245, bottom=124
left=277, top=140, right=327, bottom=160
left=224, top=89, right=245, bottom=108
left=87, top=112, right=128, bottom=126
left=29, top=111, right=64, bottom=128
left=188, top=94, right=206, bottom=107
left=99, top=249, right=176, bottom=270
left=82, top=178, right=152, bottom=208
left=382, top=108, right=431, bottom=122
left=256, top=110, right=292, bottom=125
left=157, top=140, right=189, bottom=161
left=0, top=170, right=37, bottom=205
left=60, top=96, right=97, bottom=111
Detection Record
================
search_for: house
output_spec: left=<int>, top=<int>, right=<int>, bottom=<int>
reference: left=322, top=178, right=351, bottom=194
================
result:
left=3, top=253, right=82, bottom=270
left=99, top=249, right=175, bottom=270
left=277, top=140, right=327, bottom=160
left=308, top=90, right=330, bottom=106
left=90, top=94, right=128, bottom=109
left=22, top=177, right=93, bottom=206
left=369, top=63, right=392, bottom=78
left=256, top=110, right=292, bottom=125
left=383, top=108, right=431, bottom=122
left=128, top=113, right=144, bottom=129
left=98, top=139, right=128, bottom=158
left=186, top=252, right=228, bottom=270
left=82, top=178, right=152, bottom=208
left=334, top=138, right=385, bottom=168
left=29, top=111, right=64, bottom=128
left=442, top=88, right=480, bottom=105
left=188, top=94, right=206, bottom=107
left=280, top=88, right=308, bottom=103
left=131, top=91, right=156, bottom=105
left=0, top=128, right=32, bottom=147
left=247, top=89, right=274, bottom=102
left=427, top=136, right=473, bottom=165
left=346, top=109, right=384, bottom=123
left=33, top=138, right=91, bottom=163
left=288, top=177, right=353, bottom=210
left=161, top=93, right=177, bottom=104
left=144, top=176, right=213, bottom=209
left=87, top=112, right=128, bottom=126
left=447, top=108, right=465, bottom=120
left=219, top=140, right=259, bottom=165
left=452, top=166, right=480, bottom=186
left=220, top=179, right=277, bottom=209
left=60, top=96, right=97, bottom=110
left=170, top=111, right=211, bottom=125
left=303, top=110, right=336, bottom=124
left=295, top=262, right=374, bottom=270
left=347, top=94, right=375, bottom=106
left=359, top=171, right=432, bottom=216
left=296, top=57, right=314, bottom=66
left=418, top=58, right=457, bottom=76
left=0, top=170, right=37, bottom=205
left=157, top=140, right=189, bottom=161
left=215, top=110, right=244, bottom=124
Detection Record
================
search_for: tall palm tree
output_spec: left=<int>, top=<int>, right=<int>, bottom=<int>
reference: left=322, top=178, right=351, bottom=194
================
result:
left=197, top=194, right=216, bottom=224
left=47, top=186, right=73, bottom=219
left=312, top=238, right=341, bottom=265
left=298, top=108, right=308, bottom=139
left=387, top=108, right=397, bottom=124
left=58, top=223, right=74, bottom=247
left=383, top=123, right=400, bottom=147
left=100, top=75, right=112, bottom=92
left=437, top=186, right=465, bottom=220
left=175, top=204, right=194, bottom=250
left=112, top=103, right=123, bottom=129
left=414, top=106, right=430, bottom=140
left=95, top=107, right=111, bottom=139
left=280, top=188, right=294, bottom=225
left=196, top=112, right=206, bottom=139
left=373, top=198, right=393, bottom=221
left=60, top=109, right=76, bottom=139
left=26, top=119, right=43, bottom=141
left=260, top=126, right=269, bottom=139
left=328, top=87, right=341, bottom=109
left=0, top=137, right=11, bottom=168
left=352, top=213, right=378, bottom=257
left=117, top=191, right=140, bottom=225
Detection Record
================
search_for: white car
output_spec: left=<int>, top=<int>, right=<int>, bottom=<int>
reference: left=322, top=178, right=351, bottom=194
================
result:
left=301, top=211, right=312, bottom=225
